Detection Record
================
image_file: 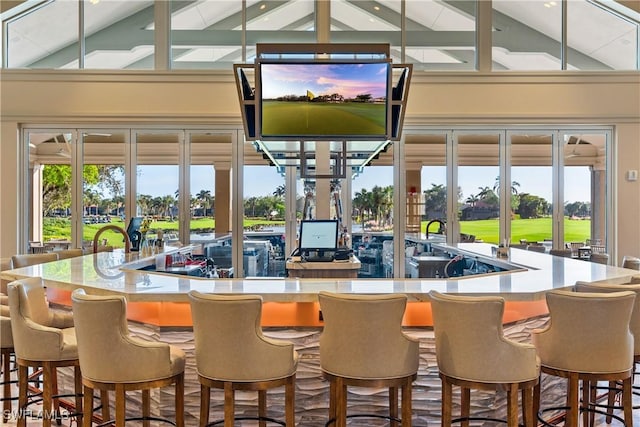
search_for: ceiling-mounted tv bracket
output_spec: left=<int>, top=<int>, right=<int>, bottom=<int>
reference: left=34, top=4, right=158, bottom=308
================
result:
left=300, top=141, right=347, bottom=179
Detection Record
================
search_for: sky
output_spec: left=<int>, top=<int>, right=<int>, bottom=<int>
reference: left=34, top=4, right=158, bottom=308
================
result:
left=136, top=164, right=591, bottom=204
left=260, top=63, right=389, bottom=100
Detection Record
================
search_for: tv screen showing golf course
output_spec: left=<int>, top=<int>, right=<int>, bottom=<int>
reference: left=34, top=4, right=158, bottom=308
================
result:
left=259, top=62, right=390, bottom=140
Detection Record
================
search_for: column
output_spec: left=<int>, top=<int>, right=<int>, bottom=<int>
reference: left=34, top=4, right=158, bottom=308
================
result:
left=214, top=163, right=231, bottom=237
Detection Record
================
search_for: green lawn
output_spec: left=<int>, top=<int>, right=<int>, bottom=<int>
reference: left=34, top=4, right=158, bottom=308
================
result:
left=43, top=216, right=590, bottom=248
left=455, top=217, right=590, bottom=244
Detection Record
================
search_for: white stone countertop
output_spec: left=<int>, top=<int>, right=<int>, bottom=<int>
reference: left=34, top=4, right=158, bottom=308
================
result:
left=1, top=243, right=637, bottom=303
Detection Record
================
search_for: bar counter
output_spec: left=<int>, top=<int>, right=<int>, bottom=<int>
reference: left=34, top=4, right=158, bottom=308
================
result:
left=2, top=243, right=637, bottom=425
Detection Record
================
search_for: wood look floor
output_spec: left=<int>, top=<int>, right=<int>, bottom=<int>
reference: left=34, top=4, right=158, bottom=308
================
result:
left=2, top=370, right=639, bottom=426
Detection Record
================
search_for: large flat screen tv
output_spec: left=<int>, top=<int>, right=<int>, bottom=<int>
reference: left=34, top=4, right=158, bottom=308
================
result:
left=258, top=61, right=391, bottom=141
left=298, top=219, right=339, bottom=253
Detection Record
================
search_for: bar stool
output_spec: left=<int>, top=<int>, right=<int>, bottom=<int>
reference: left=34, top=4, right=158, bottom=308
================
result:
left=549, top=249, right=573, bottom=258
left=7, top=277, right=81, bottom=427
left=318, top=291, right=419, bottom=427
left=574, top=282, right=640, bottom=424
left=589, top=253, right=609, bottom=265
left=71, top=289, right=185, bottom=427
left=188, top=291, right=297, bottom=427
left=55, top=249, right=84, bottom=260
left=10, top=253, right=58, bottom=268
left=622, top=256, right=640, bottom=270
left=532, top=290, right=635, bottom=427
left=1, top=313, right=14, bottom=422
left=428, top=291, right=540, bottom=427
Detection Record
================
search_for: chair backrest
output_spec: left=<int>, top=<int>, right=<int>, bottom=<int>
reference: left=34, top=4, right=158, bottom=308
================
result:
left=56, top=248, right=84, bottom=260
left=527, top=245, right=546, bottom=253
left=429, top=290, right=538, bottom=383
left=0, top=315, right=12, bottom=349
left=1, top=257, right=12, bottom=295
left=549, top=249, right=572, bottom=258
left=188, top=291, right=296, bottom=381
left=574, top=282, right=640, bottom=355
left=590, top=244, right=606, bottom=254
left=11, top=253, right=58, bottom=268
left=533, top=290, right=635, bottom=373
left=622, top=256, right=640, bottom=270
left=590, top=252, right=609, bottom=265
left=95, top=245, right=114, bottom=253
left=318, top=291, right=419, bottom=379
left=586, top=238, right=602, bottom=246
left=72, top=289, right=173, bottom=383
left=7, top=277, right=73, bottom=361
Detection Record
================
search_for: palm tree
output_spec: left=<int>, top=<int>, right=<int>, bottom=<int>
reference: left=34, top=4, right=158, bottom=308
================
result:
left=493, top=176, right=521, bottom=195
left=273, top=185, right=285, bottom=198
left=353, top=189, right=371, bottom=230
left=465, top=194, right=479, bottom=207
left=196, top=190, right=212, bottom=217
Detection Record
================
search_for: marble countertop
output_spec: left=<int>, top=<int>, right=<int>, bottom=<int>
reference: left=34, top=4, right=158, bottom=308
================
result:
left=1, top=243, right=637, bottom=303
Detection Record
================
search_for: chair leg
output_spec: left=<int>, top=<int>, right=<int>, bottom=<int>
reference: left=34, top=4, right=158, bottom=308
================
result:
left=622, top=377, right=633, bottom=427
left=258, top=389, right=267, bottom=427
left=142, top=389, right=150, bottom=427
left=533, top=378, right=541, bottom=427
left=441, top=377, right=452, bottom=427
left=589, top=381, right=597, bottom=427
left=175, top=373, right=184, bottom=427
left=389, top=386, right=398, bottom=427
left=336, top=377, right=347, bottom=427
left=566, top=373, right=579, bottom=427
left=50, top=364, right=61, bottom=426
left=506, top=384, right=518, bottom=427
left=83, top=386, right=94, bottom=427
left=522, top=386, right=534, bottom=427
left=329, top=379, right=337, bottom=425
left=223, top=382, right=234, bottom=427
left=401, top=379, right=412, bottom=427
left=115, top=384, right=126, bottom=427
left=74, top=365, right=83, bottom=426
left=461, top=387, right=470, bottom=427
left=199, top=384, right=210, bottom=427
left=285, top=376, right=295, bottom=427
left=100, top=390, right=110, bottom=422
left=42, top=362, right=53, bottom=427
left=17, top=365, right=27, bottom=427
left=582, top=380, right=590, bottom=427
left=606, top=380, right=617, bottom=424
left=2, top=350, right=10, bottom=423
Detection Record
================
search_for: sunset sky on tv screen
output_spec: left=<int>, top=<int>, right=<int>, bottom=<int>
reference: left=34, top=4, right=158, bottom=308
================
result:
left=261, top=63, right=388, bottom=100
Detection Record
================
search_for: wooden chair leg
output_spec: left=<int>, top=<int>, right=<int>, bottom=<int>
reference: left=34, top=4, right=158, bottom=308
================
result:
left=522, top=386, right=534, bottom=427
left=223, top=382, right=234, bottom=427
left=566, top=373, right=579, bottom=427
left=589, top=381, right=597, bottom=427
left=336, top=377, right=347, bottom=427
left=142, top=389, right=150, bottom=427
left=115, top=384, right=126, bottom=427
left=507, top=384, right=518, bottom=427
left=606, top=380, right=617, bottom=424
left=258, top=389, right=267, bottom=427
left=582, top=380, right=590, bottom=427
left=199, top=384, right=210, bottom=427
left=175, top=373, right=184, bottom=427
left=389, top=386, right=398, bottom=427
left=329, top=380, right=337, bottom=425
left=441, top=377, right=452, bottom=427
left=83, top=386, right=94, bottom=427
left=533, top=378, right=541, bottom=427
left=622, top=377, right=633, bottom=427
left=17, top=364, right=27, bottom=427
left=2, top=350, right=11, bottom=423
left=42, top=362, right=53, bottom=427
left=74, top=365, right=83, bottom=426
left=100, top=390, right=110, bottom=422
left=461, top=387, right=470, bottom=427
left=285, top=376, right=295, bottom=427
left=401, top=379, right=412, bottom=427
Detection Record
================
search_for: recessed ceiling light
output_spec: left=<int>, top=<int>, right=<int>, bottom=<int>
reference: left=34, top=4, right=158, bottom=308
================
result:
left=550, top=1, right=557, bottom=5
left=89, top=0, right=100, bottom=4
left=260, top=4, right=266, bottom=10
left=544, top=3, right=551, bottom=7
left=374, top=6, right=380, bottom=11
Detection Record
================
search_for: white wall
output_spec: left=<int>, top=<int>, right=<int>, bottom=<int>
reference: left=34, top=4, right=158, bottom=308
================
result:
left=1, top=70, right=639, bottom=259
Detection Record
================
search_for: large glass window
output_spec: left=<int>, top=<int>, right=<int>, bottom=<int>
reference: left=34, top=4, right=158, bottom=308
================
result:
left=405, top=0, right=476, bottom=71
left=81, top=130, right=127, bottom=251
left=510, top=133, right=553, bottom=246
left=134, top=131, right=180, bottom=247
left=492, top=0, right=562, bottom=70
left=457, top=133, right=501, bottom=245
left=171, top=1, right=242, bottom=69
left=7, top=1, right=79, bottom=68
left=568, top=0, right=638, bottom=70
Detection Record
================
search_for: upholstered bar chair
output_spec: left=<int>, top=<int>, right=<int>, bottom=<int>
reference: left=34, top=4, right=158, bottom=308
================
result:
left=574, top=282, right=640, bottom=424
left=10, top=253, right=58, bottom=269
left=622, top=256, right=640, bottom=270
left=188, top=291, right=297, bottom=427
left=589, top=253, right=610, bottom=265
left=318, top=291, right=419, bottom=427
left=55, top=248, right=84, bottom=260
left=7, top=277, right=81, bottom=427
left=71, top=289, right=185, bottom=427
left=428, top=291, right=540, bottom=427
left=549, top=249, right=573, bottom=258
left=1, top=314, right=14, bottom=422
left=532, top=290, right=635, bottom=427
